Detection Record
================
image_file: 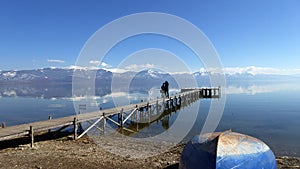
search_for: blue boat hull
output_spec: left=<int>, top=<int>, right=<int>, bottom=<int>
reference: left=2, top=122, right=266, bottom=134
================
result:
left=216, top=150, right=277, bottom=169
left=179, top=131, right=277, bottom=169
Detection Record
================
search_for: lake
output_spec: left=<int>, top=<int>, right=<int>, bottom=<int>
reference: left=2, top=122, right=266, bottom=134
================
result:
left=0, top=82, right=299, bottom=157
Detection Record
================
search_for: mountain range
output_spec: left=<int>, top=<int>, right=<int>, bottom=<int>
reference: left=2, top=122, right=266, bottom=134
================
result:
left=0, top=67, right=299, bottom=98
left=0, top=67, right=298, bottom=84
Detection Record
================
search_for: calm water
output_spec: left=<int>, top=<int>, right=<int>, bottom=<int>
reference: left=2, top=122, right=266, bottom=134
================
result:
left=0, top=83, right=299, bottom=157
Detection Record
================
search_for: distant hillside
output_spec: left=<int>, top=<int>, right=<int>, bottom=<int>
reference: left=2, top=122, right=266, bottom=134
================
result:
left=0, top=67, right=298, bottom=86
left=0, top=67, right=299, bottom=98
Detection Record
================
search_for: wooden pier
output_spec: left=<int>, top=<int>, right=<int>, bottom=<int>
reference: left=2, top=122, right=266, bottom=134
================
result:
left=0, top=87, right=220, bottom=146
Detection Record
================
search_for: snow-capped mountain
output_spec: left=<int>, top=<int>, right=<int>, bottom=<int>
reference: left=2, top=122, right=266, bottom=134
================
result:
left=0, top=66, right=299, bottom=85
left=0, top=67, right=299, bottom=98
left=0, top=68, right=112, bottom=84
left=111, top=69, right=178, bottom=93
left=133, top=69, right=169, bottom=79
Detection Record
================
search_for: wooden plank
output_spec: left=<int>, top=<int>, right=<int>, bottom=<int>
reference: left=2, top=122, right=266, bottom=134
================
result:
left=0, top=131, right=29, bottom=141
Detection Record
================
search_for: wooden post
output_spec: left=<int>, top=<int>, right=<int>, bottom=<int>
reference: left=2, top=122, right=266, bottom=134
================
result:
left=73, top=117, right=78, bottom=140
left=1, top=122, right=5, bottom=128
left=162, top=96, right=165, bottom=109
left=135, top=105, right=138, bottom=122
left=48, top=116, right=52, bottom=133
left=120, top=108, right=123, bottom=127
left=102, top=113, right=106, bottom=135
left=30, top=126, right=34, bottom=148
left=146, top=102, right=149, bottom=113
left=148, top=105, right=151, bottom=124
left=136, top=105, right=139, bottom=131
left=156, top=99, right=159, bottom=114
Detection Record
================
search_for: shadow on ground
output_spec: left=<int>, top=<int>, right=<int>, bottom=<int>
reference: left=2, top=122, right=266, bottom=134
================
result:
left=164, top=163, right=179, bottom=169
left=0, top=131, right=72, bottom=150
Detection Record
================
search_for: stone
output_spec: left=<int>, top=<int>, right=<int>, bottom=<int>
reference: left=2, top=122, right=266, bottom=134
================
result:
left=152, top=162, right=161, bottom=168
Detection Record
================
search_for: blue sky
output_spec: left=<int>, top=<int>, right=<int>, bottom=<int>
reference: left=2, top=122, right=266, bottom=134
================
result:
left=0, top=0, right=299, bottom=72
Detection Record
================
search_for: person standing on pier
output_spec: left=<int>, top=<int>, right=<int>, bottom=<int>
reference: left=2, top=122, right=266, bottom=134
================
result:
left=164, top=81, right=169, bottom=98
left=161, top=81, right=169, bottom=98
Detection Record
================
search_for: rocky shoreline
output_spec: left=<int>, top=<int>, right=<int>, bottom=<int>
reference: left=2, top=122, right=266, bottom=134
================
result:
left=0, top=135, right=299, bottom=169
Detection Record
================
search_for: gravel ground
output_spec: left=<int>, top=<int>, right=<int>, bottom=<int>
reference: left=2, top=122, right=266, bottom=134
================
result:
left=0, top=135, right=299, bottom=169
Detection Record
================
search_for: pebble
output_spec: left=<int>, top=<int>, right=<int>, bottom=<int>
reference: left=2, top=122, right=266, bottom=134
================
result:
left=152, top=162, right=161, bottom=168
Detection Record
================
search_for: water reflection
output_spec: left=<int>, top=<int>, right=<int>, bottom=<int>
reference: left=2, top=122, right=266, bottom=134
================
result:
left=1, top=83, right=299, bottom=99
left=0, top=84, right=110, bottom=99
left=117, top=104, right=182, bottom=137
left=226, top=83, right=300, bottom=95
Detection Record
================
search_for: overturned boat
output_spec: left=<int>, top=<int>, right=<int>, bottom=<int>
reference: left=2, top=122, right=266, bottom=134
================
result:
left=180, top=131, right=277, bottom=169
